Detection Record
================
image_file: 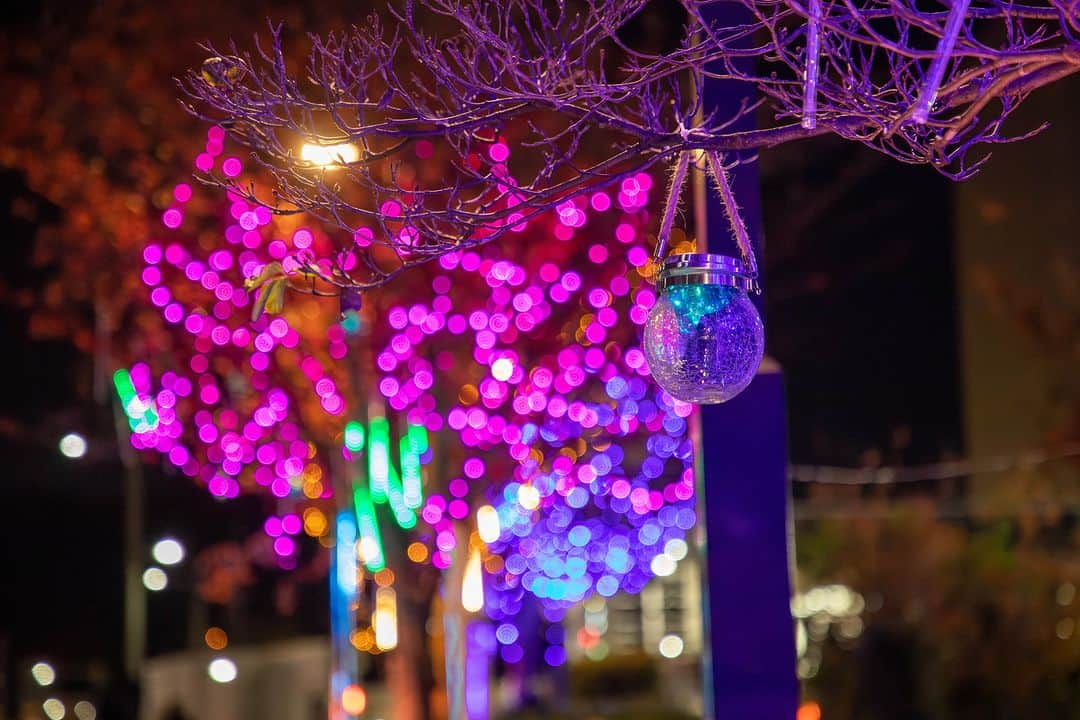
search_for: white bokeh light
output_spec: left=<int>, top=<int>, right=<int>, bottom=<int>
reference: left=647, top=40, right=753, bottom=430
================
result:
left=42, top=698, right=65, bottom=720
left=663, top=538, right=688, bottom=561
left=142, top=567, right=168, bottom=592
left=152, top=538, right=185, bottom=566
left=59, top=433, right=87, bottom=459
left=650, top=553, right=676, bottom=577
left=31, top=661, right=56, bottom=686
left=207, top=657, right=238, bottom=683
left=658, top=634, right=685, bottom=659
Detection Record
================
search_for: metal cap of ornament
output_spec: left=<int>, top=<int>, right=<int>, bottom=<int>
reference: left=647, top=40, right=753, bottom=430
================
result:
left=642, top=151, right=764, bottom=404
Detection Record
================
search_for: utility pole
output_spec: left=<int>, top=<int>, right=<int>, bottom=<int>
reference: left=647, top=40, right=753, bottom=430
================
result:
left=96, top=296, right=147, bottom=687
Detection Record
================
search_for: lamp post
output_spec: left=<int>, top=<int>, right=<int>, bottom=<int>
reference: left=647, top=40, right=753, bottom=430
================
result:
left=691, top=3, right=798, bottom=718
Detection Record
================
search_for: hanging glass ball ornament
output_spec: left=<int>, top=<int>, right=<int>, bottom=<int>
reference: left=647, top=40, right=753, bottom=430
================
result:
left=643, top=253, right=764, bottom=404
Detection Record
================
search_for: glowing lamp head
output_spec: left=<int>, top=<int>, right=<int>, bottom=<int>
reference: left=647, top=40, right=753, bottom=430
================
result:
left=643, top=253, right=764, bottom=404
left=300, top=142, right=359, bottom=167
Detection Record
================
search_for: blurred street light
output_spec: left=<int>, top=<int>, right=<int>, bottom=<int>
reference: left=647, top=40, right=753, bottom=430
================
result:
left=31, top=661, right=56, bottom=686
left=59, top=433, right=87, bottom=459
left=43, top=698, right=65, bottom=720
left=207, top=657, right=237, bottom=683
left=151, top=538, right=185, bottom=566
left=300, top=142, right=359, bottom=167
left=658, top=634, right=684, bottom=659
left=73, top=701, right=97, bottom=720
left=142, top=567, right=167, bottom=592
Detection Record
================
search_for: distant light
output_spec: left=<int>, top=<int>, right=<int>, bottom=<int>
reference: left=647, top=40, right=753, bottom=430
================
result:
left=31, top=662, right=56, bottom=686
left=476, top=505, right=501, bottom=544
left=59, top=433, right=87, bottom=459
left=374, top=587, right=398, bottom=650
left=73, top=701, right=97, bottom=720
left=658, top=634, right=684, bottom=659
left=142, top=567, right=168, bottom=591
left=517, top=485, right=540, bottom=511
left=462, top=547, right=485, bottom=613
left=343, top=421, right=365, bottom=452
left=43, top=698, right=65, bottom=720
left=585, top=639, right=610, bottom=662
left=301, top=142, right=359, bottom=167
left=650, top=553, right=676, bottom=577
left=406, top=541, right=429, bottom=564
left=664, top=538, right=688, bottom=561
left=152, top=538, right=185, bottom=566
left=490, top=358, right=514, bottom=382
left=797, top=700, right=822, bottom=720
left=204, top=627, right=228, bottom=650
left=207, top=657, right=237, bottom=683
left=341, top=684, right=367, bottom=715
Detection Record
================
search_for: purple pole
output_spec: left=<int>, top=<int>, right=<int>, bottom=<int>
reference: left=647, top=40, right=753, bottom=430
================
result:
left=696, top=373, right=797, bottom=719
left=802, top=0, right=823, bottom=130
left=695, top=2, right=798, bottom=718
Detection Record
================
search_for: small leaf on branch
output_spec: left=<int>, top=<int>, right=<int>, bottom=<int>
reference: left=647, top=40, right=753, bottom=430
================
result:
left=244, top=261, right=286, bottom=290
left=251, top=278, right=287, bottom=323
left=245, top=261, right=287, bottom=322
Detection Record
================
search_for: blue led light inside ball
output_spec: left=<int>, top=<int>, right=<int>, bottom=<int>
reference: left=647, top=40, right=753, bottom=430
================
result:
left=644, top=254, right=764, bottom=404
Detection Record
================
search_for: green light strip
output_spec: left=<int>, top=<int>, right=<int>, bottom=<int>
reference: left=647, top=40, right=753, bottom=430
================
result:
left=367, top=417, right=391, bottom=503
left=352, top=486, right=386, bottom=572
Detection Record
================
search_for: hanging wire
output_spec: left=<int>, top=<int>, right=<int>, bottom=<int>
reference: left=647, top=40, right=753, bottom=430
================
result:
left=705, top=150, right=760, bottom=288
left=652, top=151, right=692, bottom=262
left=790, top=442, right=1080, bottom=485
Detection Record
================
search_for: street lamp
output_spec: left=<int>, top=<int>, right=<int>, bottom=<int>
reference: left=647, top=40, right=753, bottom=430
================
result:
left=300, top=142, right=359, bottom=168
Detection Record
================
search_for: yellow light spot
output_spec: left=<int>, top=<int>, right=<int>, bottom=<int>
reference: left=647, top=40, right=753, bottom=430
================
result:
left=458, top=384, right=479, bottom=405
left=797, top=701, right=822, bottom=720
left=462, top=547, right=485, bottom=613
left=303, top=479, right=324, bottom=499
left=301, top=142, right=360, bottom=167
left=476, top=505, right=501, bottom=544
left=341, top=685, right=367, bottom=715
left=374, top=569, right=395, bottom=587
left=351, top=627, right=375, bottom=651
left=205, top=627, right=228, bottom=650
left=407, top=542, right=429, bottom=563
left=518, top=485, right=540, bottom=510
left=374, top=587, right=398, bottom=650
left=303, top=508, right=328, bottom=536
left=484, top=554, right=504, bottom=573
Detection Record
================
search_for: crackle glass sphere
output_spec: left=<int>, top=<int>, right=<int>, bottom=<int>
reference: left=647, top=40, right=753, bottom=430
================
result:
left=644, top=281, right=764, bottom=403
